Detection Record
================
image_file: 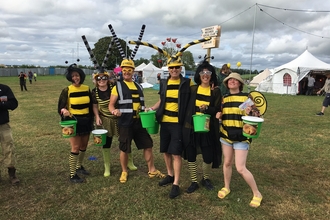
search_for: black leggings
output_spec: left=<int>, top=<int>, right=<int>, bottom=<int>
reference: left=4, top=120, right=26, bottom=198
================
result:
left=186, top=144, right=213, bottom=164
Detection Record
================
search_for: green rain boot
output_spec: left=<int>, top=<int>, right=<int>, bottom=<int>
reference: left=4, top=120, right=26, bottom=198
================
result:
left=102, top=148, right=111, bottom=177
left=127, top=153, right=137, bottom=171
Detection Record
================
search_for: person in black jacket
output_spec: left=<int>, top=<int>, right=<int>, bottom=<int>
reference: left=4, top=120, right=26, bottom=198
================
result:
left=148, top=57, right=192, bottom=199
left=18, top=72, right=27, bottom=91
left=182, top=60, right=222, bottom=194
left=0, top=84, right=20, bottom=184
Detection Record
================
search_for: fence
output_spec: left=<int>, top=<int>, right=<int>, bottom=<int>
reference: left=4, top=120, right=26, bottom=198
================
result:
left=0, top=68, right=94, bottom=77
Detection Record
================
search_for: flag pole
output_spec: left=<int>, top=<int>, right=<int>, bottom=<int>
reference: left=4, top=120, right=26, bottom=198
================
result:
left=248, top=3, right=257, bottom=93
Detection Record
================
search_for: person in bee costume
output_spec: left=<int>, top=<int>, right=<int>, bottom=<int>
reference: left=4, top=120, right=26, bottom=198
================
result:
left=58, top=64, right=93, bottom=183
left=92, top=69, right=137, bottom=177
left=108, top=24, right=165, bottom=183
left=81, top=33, right=138, bottom=178
left=130, top=37, right=210, bottom=198
left=215, top=72, right=263, bottom=208
left=182, top=59, right=222, bottom=194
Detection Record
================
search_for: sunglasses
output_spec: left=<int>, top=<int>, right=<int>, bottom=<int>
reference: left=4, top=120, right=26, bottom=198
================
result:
left=199, top=70, right=212, bottom=76
left=169, top=66, right=181, bottom=69
left=96, top=76, right=109, bottom=81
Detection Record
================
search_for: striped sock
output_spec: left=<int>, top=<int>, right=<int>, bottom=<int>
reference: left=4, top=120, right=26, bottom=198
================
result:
left=69, top=152, right=79, bottom=178
left=188, top=161, right=198, bottom=182
left=202, top=162, right=212, bottom=180
left=76, top=150, right=86, bottom=170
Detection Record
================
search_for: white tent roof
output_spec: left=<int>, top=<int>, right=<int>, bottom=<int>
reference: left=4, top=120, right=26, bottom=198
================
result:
left=135, top=63, right=147, bottom=71
left=140, top=62, right=163, bottom=85
left=249, top=68, right=272, bottom=86
left=274, top=50, right=330, bottom=81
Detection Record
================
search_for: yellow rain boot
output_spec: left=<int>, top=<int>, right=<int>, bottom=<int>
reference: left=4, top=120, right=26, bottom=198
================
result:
left=127, top=153, right=137, bottom=171
left=102, top=148, right=111, bottom=177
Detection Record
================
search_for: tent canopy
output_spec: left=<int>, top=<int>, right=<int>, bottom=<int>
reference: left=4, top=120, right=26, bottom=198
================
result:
left=275, top=50, right=330, bottom=81
left=256, top=50, right=330, bottom=95
left=137, top=62, right=163, bottom=85
left=249, top=68, right=272, bottom=87
left=135, top=63, right=147, bottom=71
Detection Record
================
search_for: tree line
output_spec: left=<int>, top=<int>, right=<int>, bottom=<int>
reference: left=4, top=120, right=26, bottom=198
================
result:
left=1, top=36, right=260, bottom=75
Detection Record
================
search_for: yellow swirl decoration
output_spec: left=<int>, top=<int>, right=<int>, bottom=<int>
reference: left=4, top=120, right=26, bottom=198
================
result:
left=249, top=91, right=267, bottom=115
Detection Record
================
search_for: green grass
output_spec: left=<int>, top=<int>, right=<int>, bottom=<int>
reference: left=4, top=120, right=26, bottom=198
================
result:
left=0, top=76, right=330, bottom=219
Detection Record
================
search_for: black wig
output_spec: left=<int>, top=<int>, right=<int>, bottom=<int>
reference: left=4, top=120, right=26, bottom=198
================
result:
left=194, top=61, right=218, bottom=86
left=65, top=63, right=86, bottom=84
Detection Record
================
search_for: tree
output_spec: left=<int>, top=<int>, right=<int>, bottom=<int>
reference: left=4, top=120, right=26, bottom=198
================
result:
left=134, top=57, right=150, bottom=67
left=180, top=51, right=196, bottom=70
left=90, top=37, right=132, bottom=70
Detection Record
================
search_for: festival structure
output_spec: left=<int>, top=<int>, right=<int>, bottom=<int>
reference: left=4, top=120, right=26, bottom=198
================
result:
left=256, top=50, right=330, bottom=95
left=128, top=37, right=211, bottom=74
left=108, top=24, right=146, bottom=69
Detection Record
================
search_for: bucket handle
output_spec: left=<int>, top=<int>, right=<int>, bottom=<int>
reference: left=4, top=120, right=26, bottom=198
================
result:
left=94, top=124, right=105, bottom=130
left=61, top=114, right=77, bottom=121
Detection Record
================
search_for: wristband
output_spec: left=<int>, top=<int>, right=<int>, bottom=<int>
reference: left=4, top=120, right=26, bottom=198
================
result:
left=111, top=110, right=115, bottom=115
left=149, top=107, right=154, bottom=111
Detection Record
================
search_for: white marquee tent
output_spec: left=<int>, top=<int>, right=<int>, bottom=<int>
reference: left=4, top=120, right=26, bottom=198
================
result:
left=136, top=62, right=163, bottom=86
left=135, top=63, right=147, bottom=71
left=256, top=50, right=330, bottom=95
left=249, top=68, right=272, bottom=87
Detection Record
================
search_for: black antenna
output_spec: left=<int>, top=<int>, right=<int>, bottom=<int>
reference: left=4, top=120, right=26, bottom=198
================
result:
left=101, top=38, right=115, bottom=68
left=108, top=24, right=127, bottom=59
left=81, top=35, right=100, bottom=69
left=130, top=24, right=146, bottom=60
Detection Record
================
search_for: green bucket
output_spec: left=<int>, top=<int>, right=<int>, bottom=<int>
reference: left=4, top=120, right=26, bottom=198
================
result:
left=60, top=120, right=77, bottom=138
left=147, top=121, right=159, bottom=134
left=242, top=116, right=264, bottom=139
left=192, top=114, right=210, bottom=132
left=92, top=129, right=108, bottom=146
left=139, top=110, right=156, bottom=128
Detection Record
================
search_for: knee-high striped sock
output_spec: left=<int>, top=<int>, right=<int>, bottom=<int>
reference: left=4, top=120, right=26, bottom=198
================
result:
left=202, top=162, right=212, bottom=180
left=188, top=161, right=198, bottom=182
left=76, top=150, right=86, bottom=170
left=69, top=152, right=79, bottom=178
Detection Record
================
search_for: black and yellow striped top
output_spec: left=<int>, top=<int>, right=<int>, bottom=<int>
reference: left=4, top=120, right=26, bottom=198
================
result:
left=220, top=92, right=250, bottom=144
left=68, top=84, right=91, bottom=116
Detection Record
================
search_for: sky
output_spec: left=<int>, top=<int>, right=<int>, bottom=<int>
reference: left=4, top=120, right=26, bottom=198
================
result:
left=0, top=0, right=330, bottom=71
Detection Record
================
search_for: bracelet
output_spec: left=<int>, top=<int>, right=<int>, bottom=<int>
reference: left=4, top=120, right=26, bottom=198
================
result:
left=111, top=110, right=115, bottom=115
left=149, top=107, right=154, bottom=111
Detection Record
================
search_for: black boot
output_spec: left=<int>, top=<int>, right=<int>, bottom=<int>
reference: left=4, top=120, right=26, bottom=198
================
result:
left=8, top=167, right=20, bottom=185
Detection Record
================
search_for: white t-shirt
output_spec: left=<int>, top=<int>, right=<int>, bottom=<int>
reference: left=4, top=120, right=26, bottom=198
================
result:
left=307, top=76, right=315, bottom=87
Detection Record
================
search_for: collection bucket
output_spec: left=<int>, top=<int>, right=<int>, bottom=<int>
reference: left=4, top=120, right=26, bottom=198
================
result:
left=60, top=120, right=77, bottom=138
left=139, top=110, right=156, bottom=128
left=92, top=129, right=108, bottom=146
left=147, top=121, right=159, bottom=134
left=192, top=114, right=210, bottom=132
left=242, top=116, right=264, bottom=138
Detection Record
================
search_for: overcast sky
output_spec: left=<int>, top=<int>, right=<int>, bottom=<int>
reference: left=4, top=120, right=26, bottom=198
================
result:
left=1, top=0, right=330, bottom=71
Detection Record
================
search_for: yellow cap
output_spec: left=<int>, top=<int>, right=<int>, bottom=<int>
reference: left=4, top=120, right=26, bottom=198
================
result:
left=120, top=59, right=135, bottom=69
left=167, top=56, right=183, bottom=67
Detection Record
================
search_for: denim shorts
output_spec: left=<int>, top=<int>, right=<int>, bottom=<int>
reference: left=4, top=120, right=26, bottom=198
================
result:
left=220, top=138, right=250, bottom=150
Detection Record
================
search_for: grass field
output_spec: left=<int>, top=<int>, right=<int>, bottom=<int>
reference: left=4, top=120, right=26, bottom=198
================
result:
left=0, top=75, right=330, bottom=220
